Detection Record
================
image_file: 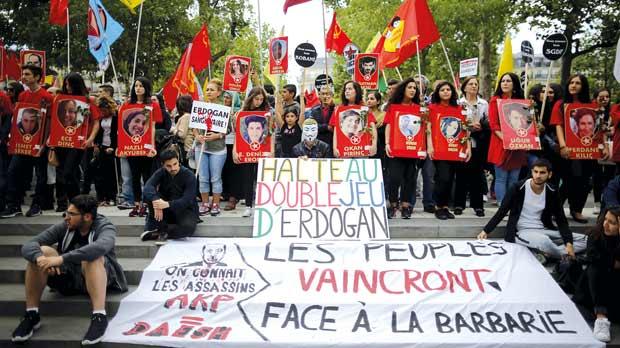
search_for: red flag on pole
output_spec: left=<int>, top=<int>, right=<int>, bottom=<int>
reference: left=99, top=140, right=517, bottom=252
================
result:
left=283, top=0, right=311, bottom=14
left=6, top=52, right=21, bottom=80
left=325, top=12, right=353, bottom=55
left=162, top=46, right=199, bottom=111
left=189, top=24, right=211, bottom=73
left=49, top=0, right=69, bottom=27
left=376, top=0, right=440, bottom=69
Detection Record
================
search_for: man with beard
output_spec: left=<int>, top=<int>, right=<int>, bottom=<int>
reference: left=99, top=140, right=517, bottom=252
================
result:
left=477, top=158, right=587, bottom=262
left=359, top=56, right=376, bottom=80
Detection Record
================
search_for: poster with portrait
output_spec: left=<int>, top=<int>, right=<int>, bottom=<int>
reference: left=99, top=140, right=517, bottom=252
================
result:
left=431, top=106, right=467, bottom=161
left=116, top=103, right=156, bottom=157
left=498, top=99, right=541, bottom=151
left=388, top=104, right=426, bottom=158
left=223, top=55, right=251, bottom=93
left=48, top=95, right=91, bottom=149
left=269, top=37, right=288, bottom=75
left=354, top=53, right=379, bottom=90
left=235, top=111, right=272, bottom=163
left=335, top=105, right=372, bottom=158
left=564, top=103, right=604, bottom=160
left=20, top=50, right=46, bottom=83
left=8, top=103, right=47, bottom=157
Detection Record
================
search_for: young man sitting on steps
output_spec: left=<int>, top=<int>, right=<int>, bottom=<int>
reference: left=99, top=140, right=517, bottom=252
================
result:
left=12, top=194, right=127, bottom=345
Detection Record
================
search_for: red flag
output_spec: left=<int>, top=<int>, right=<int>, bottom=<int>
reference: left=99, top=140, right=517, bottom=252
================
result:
left=189, top=24, right=211, bottom=73
left=376, top=0, right=440, bottom=68
left=162, top=47, right=199, bottom=111
left=283, top=0, right=311, bottom=14
left=304, top=89, right=320, bottom=110
left=0, top=46, right=6, bottom=81
left=6, top=52, right=21, bottom=81
left=325, top=12, right=353, bottom=55
left=49, top=0, right=69, bottom=27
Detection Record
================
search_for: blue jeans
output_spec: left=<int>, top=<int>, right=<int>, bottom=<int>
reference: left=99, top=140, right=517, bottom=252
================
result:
left=195, top=150, right=227, bottom=194
left=494, top=165, right=520, bottom=204
left=120, top=157, right=134, bottom=204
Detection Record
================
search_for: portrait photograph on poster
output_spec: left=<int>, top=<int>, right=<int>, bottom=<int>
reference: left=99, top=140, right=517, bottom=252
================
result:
left=269, top=37, right=288, bottom=75
left=8, top=103, right=46, bottom=157
left=354, top=53, right=379, bottom=90
left=563, top=103, right=604, bottom=159
left=498, top=99, right=541, bottom=151
left=116, top=104, right=156, bottom=157
left=48, top=95, right=91, bottom=149
left=20, top=49, right=46, bottom=83
left=388, top=104, right=426, bottom=158
left=223, top=55, right=251, bottom=92
left=235, top=111, right=272, bottom=163
left=333, top=106, right=374, bottom=157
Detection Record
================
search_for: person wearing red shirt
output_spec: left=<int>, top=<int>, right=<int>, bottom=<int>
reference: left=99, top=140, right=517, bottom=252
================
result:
left=611, top=103, right=620, bottom=174
left=592, top=88, right=614, bottom=215
left=487, top=72, right=527, bottom=205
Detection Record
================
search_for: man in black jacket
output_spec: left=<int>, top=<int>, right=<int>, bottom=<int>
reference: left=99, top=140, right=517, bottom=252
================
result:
left=478, top=158, right=586, bottom=259
left=140, top=149, right=199, bottom=242
left=308, top=85, right=335, bottom=149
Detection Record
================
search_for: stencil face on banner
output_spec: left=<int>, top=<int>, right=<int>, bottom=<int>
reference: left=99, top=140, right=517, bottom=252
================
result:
left=294, top=43, right=317, bottom=68
left=520, top=40, right=534, bottom=63
left=57, top=99, right=87, bottom=136
left=542, top=33, right=568, bottom=61
left=354, top=53, right=379, bottom=89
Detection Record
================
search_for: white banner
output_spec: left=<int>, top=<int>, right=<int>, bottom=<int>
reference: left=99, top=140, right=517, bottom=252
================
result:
left=105, top=239, right=602, bottom=348
left=253, top=158, right=389, bottom=241
left=189, top=101, right=231, bottom=133
left=459, top=58, right=479, bottom=78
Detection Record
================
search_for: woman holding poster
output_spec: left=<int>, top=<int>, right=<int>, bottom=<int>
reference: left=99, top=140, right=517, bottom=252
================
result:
left=384, top=78, right=422, bottom=219
left=592, top=88, right=615, bottom=215
left=329, top=81, right=377, bottom=158
left=487, top=73, right=527, bottom=205
left=550, top=74, right=608, bottom=223
left=427, top=81, right=471, bottom=220
left=192, top=79, right=228, bottom=217
left=232, top=87, right=274, bottom=218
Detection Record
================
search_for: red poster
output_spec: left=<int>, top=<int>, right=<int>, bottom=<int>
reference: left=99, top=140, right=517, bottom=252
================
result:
left=611, top=105, right=620, bottom=162
left=48, top=95, right=91, bottom=149
left=235, top=111, right=272, bottom=163
left=20, top=50, right=46, bottom=83
left=334, top=105, right=373, bottom=157
left=269, top=37, right=288, bottom=75
left=354, top=53, right=379, bottom=90
left=564, top=103, right=604, bottom=160
left=388, top=104, right=426, bottom=158
left=430, top=104, right=467, bottom=161
left=223, top=55, right=251, bottom=93
left=8, top=103, right=47, bottom=156
left=497, top=99, right=541, bottom=151
left=116, top=103, right=156, bottom=157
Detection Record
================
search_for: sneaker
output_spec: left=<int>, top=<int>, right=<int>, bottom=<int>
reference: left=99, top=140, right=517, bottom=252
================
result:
left=210, top=204, right=221, bottom=216
left=199, top=202, right=211, bottom=216
left=81, top=313, right=108, bottom=345
left=435, top=209, right=448, bottom=220
left=11, top=310, right=40, bottom=342
left=453, top=207, right=463, bottom=216
left=387, top=205, right=397, bottom=219
left=155, top=231, right=168, bottom=246
left=128, top=206, right=140, bottom=217
left=445, top=209, right=455, bottom=219
left=138, top=205, right=148, bottom=217
left=140, top=229, right=160, bottom=242
left=474, top=209, right=485, bottom=217
left=117, top=201, right=134, bottom=210
left=26, top=204, right=42, bottom=217
left=593, top=317, right=611, bottom=342
left=1, top=206, right=23, bottom=218
left=423, top=206, right=436, bottom=214
left=401, top=206, right=413, bottom=219
left=242, top=207, right=253, bottom=217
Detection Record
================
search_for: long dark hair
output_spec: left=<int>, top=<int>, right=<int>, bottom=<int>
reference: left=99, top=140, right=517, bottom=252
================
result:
left=563, top=74, right=590, bottom=103
left=431, top=81, right=459, bottom=106
left=589, top=207, right=620, bottom=240
left=341, top=80, right=363, bottom=106
left=387, top=77, right=420, bottom=108
left=242, top=87, right=270, bottom=111
left=130, top=77, right=153, bottom=104
left=8, top=81, right=24, bottom=104
left=62, top=72, right=88, bottom=96
left=494, top=72, right=524, bottom=99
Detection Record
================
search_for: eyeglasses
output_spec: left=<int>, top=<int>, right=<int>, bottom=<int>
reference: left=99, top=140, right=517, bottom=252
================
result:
left=62, top=211, right=82, bottom=218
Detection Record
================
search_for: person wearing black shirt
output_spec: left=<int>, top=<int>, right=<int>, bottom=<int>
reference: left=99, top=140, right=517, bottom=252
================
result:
left=292, top=119, right=331, bottom=158
left=308, top=85, right=335, bottom=150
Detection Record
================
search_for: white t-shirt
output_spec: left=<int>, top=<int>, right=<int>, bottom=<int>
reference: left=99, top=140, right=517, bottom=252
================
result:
left=100, top=117, right=112, bottom=147
left=517, top=179, right=546, bottom=230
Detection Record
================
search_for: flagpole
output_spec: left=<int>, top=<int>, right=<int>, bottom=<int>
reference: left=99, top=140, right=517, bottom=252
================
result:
left=539, top=60, right=553, bottom=124
left=395, top=68, right=403, bottom=81
left=321, top=0, right=329, bottom=78
left=524, top=62, right=529, bottom=97
left=106, top=43, right=120, bottom=96
left=66, top=7, right=70, bottom=70
left=439, top=38, right=458, bottom=90
left=256, top=0, right=264, bottom=85
left=415, top=40, right=424, bottom=99
left=131, top=1, right=144, bottom=83
left=208, top=62, right=212, bottom=81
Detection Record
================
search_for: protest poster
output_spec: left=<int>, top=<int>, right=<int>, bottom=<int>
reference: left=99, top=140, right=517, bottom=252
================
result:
left=189, top=101, right=231, bottom=133
left=387, top=104, right=427, bottom=158
left=354, top=53, right=379, bottom=90
left=8, top=103, right=46, bottom=157
left=223, top=55, right=251, bottom=93
left=48, top=95, right=91, bottom=149
left=116, top=103, right=156, bottom=157
left=253, top=158, right=389, bottom=240
left=20, top=49, right=46, bottom=83
left=612, top=105, right=620, bottom=162
left=334, top=105, right=373, bottom=158
left=430, top=105, right=467, bottom=161
left=459, top=58, right=478, bottom=78
left=269, top=37, right=288, bottom=75
left=294, top=43, right=317, bottom=68
left=497, top=99, right=541, bottom=151
left=105, top=238, right=603, bottom=348
left=235, top=111, right=272, bottom=163
left=563, top=103, right=604, bottom=160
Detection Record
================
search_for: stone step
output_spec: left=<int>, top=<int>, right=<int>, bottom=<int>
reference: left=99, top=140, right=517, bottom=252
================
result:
left=0, top=257, right=151, bottom=285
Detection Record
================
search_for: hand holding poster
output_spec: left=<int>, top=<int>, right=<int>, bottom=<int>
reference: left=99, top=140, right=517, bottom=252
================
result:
left=189, top=101, right=231, bottom=133
left=269, top=37, right=288, bottom=75
left=223, top=55, right=251, bottom=93
left=48, top=95, right=92, bottom=149
left=116, top=103, right=156, bottom=157
left=387, top=104, right=426, bottom=158
left=20, top=50, right=46, bottom=83
left=334, top=105, right=374, bottom=158
left=354, top=53, right=379, bottom=90
left=497, top=99, right=541, bottom=150
left=235, top=111, right=272, bottom=163
left=564, top=103, right=604, bottom=159
left=8, top=103, right=46, bottom=156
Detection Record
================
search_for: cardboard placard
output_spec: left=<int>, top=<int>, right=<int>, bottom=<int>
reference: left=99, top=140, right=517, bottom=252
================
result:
left=388, top=104, right=426, bottom=158
left=335, top=105, right=372, bottom=158
left=8, top=103, right=46, bottom=156
left=223, top=55, right=251, bottom=93
left=497, top=99, right=541, bottom=151
left=459, top=58, right=478, bottom=78
left=116, top=103, right=156, bottom=157
left=430, top=106, right=467, bottom=161
left=563, top=103, right=604, bottom=160
left=235, top=111, right=272, bottom=163
left=189, top=101, right=231, bottom=133
left=20, top=50, right=46, bottom=83
left=269, top=37, right=289, bottom=75
left=354, top=53, right=379, bottom=90
left=294, top=42, right=317, bottom=68
left=48, top=95, right=91, bottom=149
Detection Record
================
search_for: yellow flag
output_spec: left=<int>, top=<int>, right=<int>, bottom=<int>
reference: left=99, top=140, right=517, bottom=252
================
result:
left=120, top=0, right=144, bottom=14
left=365, top=31, right=382, bottom=53
left=496, top=35, right=514, bottom=86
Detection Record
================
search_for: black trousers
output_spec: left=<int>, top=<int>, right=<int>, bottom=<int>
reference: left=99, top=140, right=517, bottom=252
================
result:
left=454, top=148, right=485, bottom=210
left=559, top=159, right=595, bottom=214
left=145, top=202, right=197, bottom=239
left=6, top=153, right=48, bottom=208
left=592, top=163, right=616, bottom=203
left=222, top=144, right=245, bottom=200
left=81, top=148, right=95, bottom=194
left=387, top=157, right=418, bottom=204
left=127, top=156, right=154, bottom=203
left=55, top=148, right=83, bottom=207
left=94, top=147, right=119, bottom=202
left=585, top=265, right=620, bottom=321
left=433, top=160, right=461, bottom=207
left=241, top=163, right=258, bottom=207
